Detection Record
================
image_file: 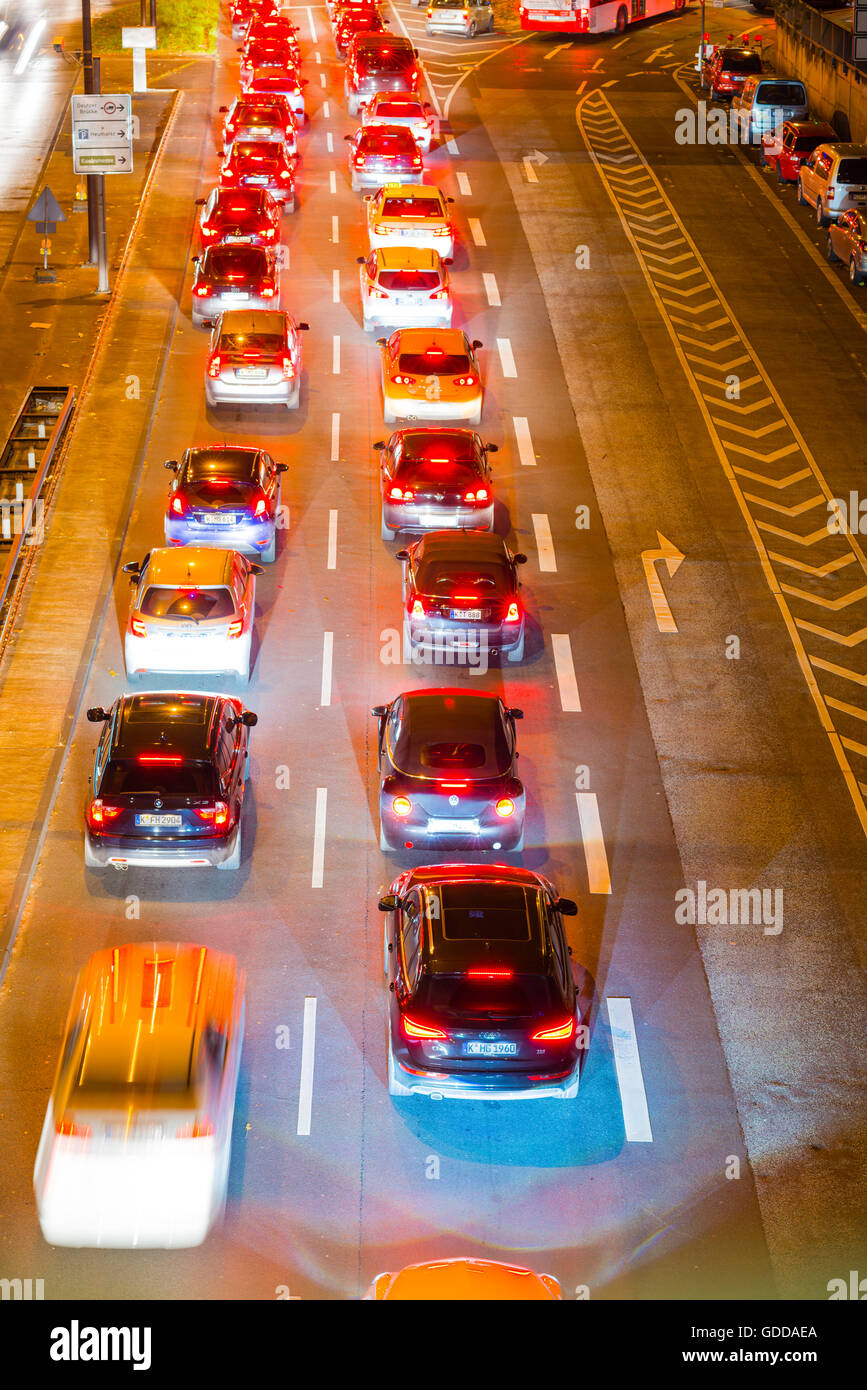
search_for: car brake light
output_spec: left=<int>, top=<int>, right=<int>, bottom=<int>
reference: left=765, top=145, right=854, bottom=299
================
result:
left=201, top=224, right=216, bottom=239
left=137, top=754, right=183, bottom=764
left=431, top=226, right=449, bottom=236
left=495, top=797, right=515, bottom=818
left=170, top=494, right=186, bottom=516
left=88, top=799, right=123, bottom=828
left=195, top=801, right=230, bottom=825
left=392, top=795, right=412, bottom=817
left=389, top=485, right=410, bottom=501
left=391, top=374, right=416, bottom=385
left=263, top=225, right=276, bottom=239
left=194, top=284, right=210, bottom=296
left=354, top=154, right=365, bottom=167
left=57, top=1119, right=92, bottom=1138
left=467, top=967, right=514, bottom=979
left=254, top=496, right=268, bottom=516
left=129, top=616, right=147, bottom=638
left=463, top=486, right=488, bottom=502
left=176, top=1118, right=215, bottom=1138
left=505, top=601, right=520, bottom=624
left=370, top=287, right=389, bottom=299
left=207, top=354, right=222, bottom=378
left=412, top=155, right=421, bottom=168
left=454, top=376, right=476, bottom=387
left=827, top=186, right=835, bottom=198
left=531, top=1018, right=575, bottom=1043
left=260, top=284, right=276, bottom=297
left=227, top=621, right=244, bottom=638
left=410, top=599, right=425, bottom=618
left=429, top=288, right=448, bottom=300
left=402, top=1014, right=446, bottom=1040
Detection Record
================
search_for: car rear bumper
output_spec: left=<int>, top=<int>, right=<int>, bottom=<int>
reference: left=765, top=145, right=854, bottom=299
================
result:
left=388, top=1044, right=580, bottom=1100
left=407, top=617, right=523, bottom=658
left=382, top=500, right=491, bottom=531
left=206, top=376, right=298, bottom=407
left=124, top=633, right=250, bottom=678
left=365, top=303, right=452, bottom=331
left=85, top=825, right=241, bottom=869
left=380, top=804, right=524, bottom=850
left=164, top=516, right=274, bottom=552
left=192, top=292, right=276, bottom=326
left=353, top=168, right=423, bottom=188
left=384, top=394, right=482, bottom=422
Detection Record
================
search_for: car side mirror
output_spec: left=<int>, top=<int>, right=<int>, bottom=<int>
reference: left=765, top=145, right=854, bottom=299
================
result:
left=514, top=553, right=527, bottom=564
left=356, top=255, right=366, bottom=264
left=371, top=705, right=389, bottom=719
left=446, top=196, right=455, bottom=203
left=302, top=78, right=309, bottom=85
left=443, top=257, right=454, bottom=265
left=164, top=459, right=179, bottom=471
left=376, top=337, right=387, bottom=346
left=241, top=711, right=258, bottom=727
left=508, top=707, right=524, bottom=720
left=195, top=197, right=205, bottom=206
left=424, top=102, right=431, bottom=110
left=193, top=255, right=200, bottom=264
left=471, top=339, right=483, bottom=349
left=378, top=895, right=400, bottom=911
left=395, top=549, right=410, bottom=562
left=413, top=46, right=419, bottom=55
left=249, top=562, right=264, bottom=575
left=216, top=148, right=225, bottom=157
left=344, top=134, right=352, bottom=141
left=372, top=439, right=385, bottom=450
left=555, top=897, right=578, bottom=917
left=122, top=561, right=141, bottom=577
left=485, top=442, right=499, bottom=453
left=277, top=462, right=289, bottom=473
left=219, top=105, right=228, bottom=113
left=86, top=707, right=109, bottom=723
left=298, top=321, right=310, bottom=331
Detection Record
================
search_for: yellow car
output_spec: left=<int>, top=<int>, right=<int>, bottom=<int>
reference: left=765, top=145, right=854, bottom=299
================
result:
left=363, top=1256, right=563, bottom=1300
left=365, top=183, right=455, bottom=258
left=377, top=327, right=484, bottom=425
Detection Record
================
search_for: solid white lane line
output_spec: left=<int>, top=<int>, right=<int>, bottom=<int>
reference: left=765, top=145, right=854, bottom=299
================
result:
left=332, top=334, right=340, bottom=374
left=326, top=131, right=333, bottom=152
left=296, top=996, right=317, bottom=1134
left=307, top=6, right=317, bottom=43
left=512, top=415, right=535, bottom=467
left=329, top=170, right=336, bottom=193
left=311, top=789, right=327, bottom=889
left=551, top=633, right=581, bottom=711
left=468, top=217, right=486, bottom=247
left=327, top=510, right=338, bottom=570
left=606, top=997, right=653, bottom=1142
left=532, top=512, right=556, bottom=572
left=332, top=269, right=340, bottom=303
left=323, top=99, right=330, bottom=118
left=446, top=137, right=459, bottom=155
left=575, top=792, right=611, bottom=895
left=523, top=158, right=538, bottom=184
left=332, top=214, right=339, bottom=243
left=456, top=171, right=471, bottom=195
left=497, top=337, right=517, bottom=378
left=331, top=412, right=340, bottom=459
left=483, top=272, right=500, bottom=307
left=320, top=631, right=334, bottom=707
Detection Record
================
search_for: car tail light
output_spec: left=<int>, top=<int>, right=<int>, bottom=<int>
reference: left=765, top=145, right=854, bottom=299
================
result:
left=467, top=967, right=514, bottom=979
left=402, top=1014, right=446, bottom=1040
left=453, top=375, right=477, bottom=387
left=429, top=288, right=448, bottom=300
left=260, top=284, right=276, bottom=297
left=207, top=354, right=222, bottom=378
left=391, top=374, right=416, bottom=385
left=176, top=1118, right=215, bottom=1138
left=432, top=226, right=450, bottom=236
left=227, top=621, right=244, bottom=638
left=505, top=601, right=520, bottom=624
left=464, top=487, right=488, bottom=503
left=129, top=616, right=147, bottom=638
left=226, top=121, right=236, bottom=136
left=170, top=494, right=186, bottom=517
left=369, top=287, right=389, bottom=299
left=194, top=801, right=230, bottom=825
left=87, top=800, right=124, bottom=829
left=57, top=1119, right=92, bottom=1138
left=410, top=598, right=425, bottom=618
left=412, top=155, right=421, bottom=168
left=281, top=354, right=295, bottom=379
left=354, top=154, right=365, bottom=168
left=392, top=795, right=412, bottom=817
left=495, top=797, right=515, bottom=819
left=254, top=495, right=268, bottom=516
left=263, top=225, right=276, bottom=239
left=195, top=284, right=210, bottom=296
left=827, top=186, right=835, bottom=198
left=201, top=224, right=217, bottom=240
left=531, top=1018, right=575, bottom=1043
left=389, top=485, right=413, bottom=501
left=138, top=754, right=183, bottom=765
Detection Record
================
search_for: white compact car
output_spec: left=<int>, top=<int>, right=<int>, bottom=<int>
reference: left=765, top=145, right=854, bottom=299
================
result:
left=358, top=247, right=453, bottom=332
left=122, top=547, right=261, bottom=684
left=34, top=942, right=245, bottom=1249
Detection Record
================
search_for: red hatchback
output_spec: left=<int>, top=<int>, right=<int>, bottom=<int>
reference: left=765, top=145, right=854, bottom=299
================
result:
left=230, top=0, right=278, bottom=41
left=196, top=187, right=281, bottom=249
left=240, top=38, right=301, bottom=87
left=703, top=45, right=763, bottom=101
left=220, top=141, right=296, bottom=212
left=219, top=95, right=299, bottom=157
left=761, top=120, right=838, bottom=184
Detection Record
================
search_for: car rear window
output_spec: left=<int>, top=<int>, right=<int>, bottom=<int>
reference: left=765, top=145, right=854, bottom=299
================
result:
left=756, top=83, right=806, bottom=106
left=431, top=0, right=463, bottom=7
left=419, top=973, right=556, bottom=1022
left=207, top=246, right=269, bottom=276
left=723, top=53, right=762, bottom=72
left=381, top=196, right=442, bottom=218
left=219, top=331, right=283, bottom=353
left=360, top=129, right=416, bottom=153
left=793, top=134, right=826, bottom=152
left=140, top=587, right=236, bottom=621
left=235, top=142, right=286, bottom=164
left=375, top=100, right=424, bottom=117
left=186, top=450, right=258, bottom=483
left=251, top=72, right=296, bottom=89
left=838, top=158, right=867, bottom=185
left=360, top=52, right=416, bottom=75
left=379, top=270, right=440, bottom=291
left=238, top=106, right=284, bottom=124
left=439, top=882, right=540, bottom=940
left=398, top=351, right=469, bottom=375
left=414, top=560, right=507, bottom=593
left=214, top=194, right=261, bottom=217
left=401, top=432, right=477, bottom=464
left=390, top=695, right=510, bottom=778
left=418, top=741, right=487, bottom=770
left=101, top=759, right=218, bottom=797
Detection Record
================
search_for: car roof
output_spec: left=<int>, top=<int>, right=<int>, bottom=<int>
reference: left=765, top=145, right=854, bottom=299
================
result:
left=376, top=246, right=438, bottom=271
left=412, top=530, right=510, bottom=563
left=378, top=183, right=443, bottom=200
left=822, top=143, right=867, bottom=157
left=392, top=327, right=466, bottom=351
left=218, top=309, right=287, bottom=334
left=361, top=123, right=416, bottom=141
left=420, top=877, right=548, bottom=975
left=380, top=1259, right=559, bottom=1300
left=143, top=547, right=234, bottom=588
left=185, top=444, right=261, bottom=470
left=113, top=693, right=222, bottom=760
left=786, top=120, right=836, bottom=133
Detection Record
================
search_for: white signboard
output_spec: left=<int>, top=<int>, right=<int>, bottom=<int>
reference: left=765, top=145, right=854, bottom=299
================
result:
left=71, top=93, right=133, bottom=175
left=121, top=26, right=156, bottom=48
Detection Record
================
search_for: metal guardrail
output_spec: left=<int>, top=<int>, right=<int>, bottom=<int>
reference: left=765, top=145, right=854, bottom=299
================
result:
left=776, top=0, right=864, bottom=70
left=0, top=386, right=75, bottom=651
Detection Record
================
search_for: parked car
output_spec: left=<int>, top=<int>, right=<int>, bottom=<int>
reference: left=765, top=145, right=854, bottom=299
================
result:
left=826, top=208, right=867, bottom=285
left=798, top=143, right=867, bottom=225
left=731, top=74, right=808, bottom=144
left=702, top=44, right=763, bottom=101
left=760, top=119, right=837, bottom=183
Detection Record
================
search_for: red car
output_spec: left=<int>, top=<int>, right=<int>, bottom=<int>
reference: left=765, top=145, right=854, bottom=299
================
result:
left=218, top=97, right=298, bottom=158
left=702, top=43, right=763, bottom=101
left=243, top=15, right=301, bottom=55
left=219, top=141, right=297, bottom=212
left=761, top=120, right=838, bottom=184
left=239, top=38, right=302, bottom=87
left=335, top=9, right=387, bottom=54
left=230, top=0, right=278, bottom=41
left=196, top=186, right=282, bottom=248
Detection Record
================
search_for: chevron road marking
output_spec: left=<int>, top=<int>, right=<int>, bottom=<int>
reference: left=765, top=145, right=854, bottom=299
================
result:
left=577, top=90, right=867, bottom=840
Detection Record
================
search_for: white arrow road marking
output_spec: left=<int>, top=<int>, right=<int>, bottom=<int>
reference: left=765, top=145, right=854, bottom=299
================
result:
left=641, top=531, right=684, bottom=633
left=606, top=998, right=653, bottom=1142
left=297, top=997, right=317, bottom=1134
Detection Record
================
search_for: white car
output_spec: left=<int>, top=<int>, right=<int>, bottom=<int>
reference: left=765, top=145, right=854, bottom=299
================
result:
left=365, top=183, right=455, bottom=259
left=358, top=247, right=453, bottom=332
left=34, top=942, right=245, bottom=1249
left=361, top=93, right=436, bottom=152
left=122, top=547, right=261, bottom=684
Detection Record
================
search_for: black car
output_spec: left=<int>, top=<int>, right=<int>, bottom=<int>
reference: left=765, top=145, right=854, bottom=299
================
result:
left=377, top=427, right=497, bottom=540
left=379, top=862, right=586, bottom=1099
left=371, top=689, right=525, bottom=851
left=84, top=693, right=257, bottom=871
left=163, top=444, right=288, bottom=562
left=399, top=530, right=527, bottom=666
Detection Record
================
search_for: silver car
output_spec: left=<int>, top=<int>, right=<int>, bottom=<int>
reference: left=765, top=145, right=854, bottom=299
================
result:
left=205, top=309, right=308, bottom=410
left=424, top=0, right=494, bottom=37
left=731, top=75, right=809, bottom=146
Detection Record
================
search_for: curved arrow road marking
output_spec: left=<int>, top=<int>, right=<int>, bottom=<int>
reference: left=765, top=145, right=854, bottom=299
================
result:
left=641, top=532, right=684, bottom=634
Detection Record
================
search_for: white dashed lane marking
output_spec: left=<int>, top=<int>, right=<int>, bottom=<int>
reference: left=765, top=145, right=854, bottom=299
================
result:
left=551, top=633, right=581, bottom=712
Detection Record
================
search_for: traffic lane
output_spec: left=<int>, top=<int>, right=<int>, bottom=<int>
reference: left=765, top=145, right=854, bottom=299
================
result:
left=474, top=80, right=866, bottom=1293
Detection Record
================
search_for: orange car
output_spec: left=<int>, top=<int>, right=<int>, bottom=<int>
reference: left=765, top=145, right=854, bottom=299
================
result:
left=363, top=1256, right=562, bottom=1300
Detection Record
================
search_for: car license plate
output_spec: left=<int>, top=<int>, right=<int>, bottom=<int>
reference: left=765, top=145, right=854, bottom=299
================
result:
left=428, top=817, right=479, bottom=834
left=450, top=608, right=482, bottom=620
left=465, top=1042, right=518, bottom=1057
left=202, top=513, right=235, bottom=524
left=135, top=813, right=182, bottom=828
left=248, top=126, right=272, bottom=135
left=236, top=366, right=267, bottom=378
left=224, top=234, right=252, bottom=243
left=246, top=175, right=268, bottom=184
left=221, top=290, right=249, bottom=299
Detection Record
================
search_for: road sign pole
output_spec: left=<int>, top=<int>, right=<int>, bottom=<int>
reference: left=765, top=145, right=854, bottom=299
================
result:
left=94, top=175, right=109, bottom=293
left=82, top=0, right=98, bottom=267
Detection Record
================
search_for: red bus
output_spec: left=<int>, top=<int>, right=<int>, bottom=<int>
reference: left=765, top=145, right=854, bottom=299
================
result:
left=520, top=0, right=690, bottom=35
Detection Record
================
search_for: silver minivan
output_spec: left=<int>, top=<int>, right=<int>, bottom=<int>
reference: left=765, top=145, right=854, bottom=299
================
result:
left=424, top=0, right=494, bottom=37
left=731, top=74, right=809, bottom=145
